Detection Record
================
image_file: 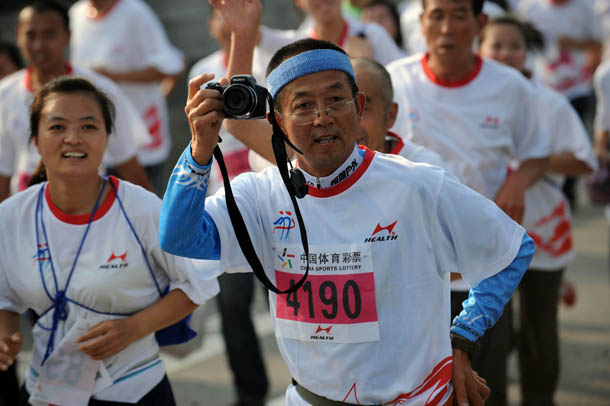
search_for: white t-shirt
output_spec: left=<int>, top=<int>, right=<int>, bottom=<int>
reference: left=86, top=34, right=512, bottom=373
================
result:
left=521, top=81, right=597, bottom=270
left=70, top=0, right=185, bottom=166
left=594, top=59, right=610, bottom=132
left=0, top=66, right=151, bottom=194
left=196, top=145, right=524, bottom=405
left=387, top=131, right=446, bottom=168
left=0, top=177, right=219, bottom=402
left=518, top=0, right=603, bottom=99
left=387, top=54, right=550, bottom=199
left=258, top=18, right=405, bottom=69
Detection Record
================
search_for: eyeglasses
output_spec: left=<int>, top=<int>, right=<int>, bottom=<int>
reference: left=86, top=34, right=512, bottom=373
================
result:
left=280, top=97, right=357, bottom=125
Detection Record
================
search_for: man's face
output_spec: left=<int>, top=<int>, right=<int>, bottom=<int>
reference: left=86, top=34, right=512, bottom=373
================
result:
left=276, top=69, right=364, bottom=177
left=17, top=8, right=69, bottom=74
left=294, top=0, right=342, bottom=23
left=420, top=0, right=483, bottom=61
left=354, top=66, right=390, bottom=153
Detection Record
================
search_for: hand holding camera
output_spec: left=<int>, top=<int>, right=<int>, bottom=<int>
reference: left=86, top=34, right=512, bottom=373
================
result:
left=185, top=73, right=226, bottom=165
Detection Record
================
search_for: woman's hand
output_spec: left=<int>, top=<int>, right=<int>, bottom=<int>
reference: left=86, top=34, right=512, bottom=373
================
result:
left=76, top=319, right=139, bottom=361
left=0, top=332, right=22, bottom=370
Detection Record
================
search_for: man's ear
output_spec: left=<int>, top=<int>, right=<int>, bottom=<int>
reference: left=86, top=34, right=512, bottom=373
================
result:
left=476, top=13, right=489, bottom=34
left=385, top=102, right=398, bottom=130
left=32, top=136, right=38, bottom=148
left=268, top=110, right=288, bottom=134
left=355, top=91, right=366, bottom=121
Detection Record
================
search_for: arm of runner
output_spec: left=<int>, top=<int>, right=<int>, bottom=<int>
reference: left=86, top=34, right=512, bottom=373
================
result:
left=113, top=156, right=152, bottom=191
left=451, top=233, right=533, bottom=341
left=548, top=153, right=595, bottom=175
left=75, top=289, right=197, bottom=360
left=494, top=157, right=548, bottom=223
left=595, top=130, right=610, bottom=163
left=0, top=310, right=21, bottom=370
left=158, top=73, right=224, bottom=259
left=450, top=233, right=533, bottom=405
left=212, top=0, right=278, bottom=164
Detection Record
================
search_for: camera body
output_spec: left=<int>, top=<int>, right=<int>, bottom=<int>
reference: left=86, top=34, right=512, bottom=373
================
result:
left=206, top=75, right=268, bottom=120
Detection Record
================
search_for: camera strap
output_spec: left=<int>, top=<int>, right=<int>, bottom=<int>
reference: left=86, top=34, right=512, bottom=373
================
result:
left=211, top=95, right=309, bottom=295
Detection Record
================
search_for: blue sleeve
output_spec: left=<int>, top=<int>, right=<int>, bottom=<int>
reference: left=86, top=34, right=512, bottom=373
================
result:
left=159, top=143, right=221, bottom=260
left=450, top=233, right=534, bottom=342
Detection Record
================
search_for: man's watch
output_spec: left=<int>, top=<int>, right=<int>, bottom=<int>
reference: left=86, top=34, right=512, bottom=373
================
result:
left=450, top=333, right=480, bottom=360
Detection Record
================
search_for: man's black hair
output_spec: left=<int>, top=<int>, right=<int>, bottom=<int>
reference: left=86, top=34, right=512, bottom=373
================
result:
left=24, top=0, right=70, bottom=30
left=421, top=0, right=485, bottom=16
left=0, top=41, right=24, bottom=70
left=363, top=0, right=403, bottom=48
left=266, top=38, right=359, bottom=108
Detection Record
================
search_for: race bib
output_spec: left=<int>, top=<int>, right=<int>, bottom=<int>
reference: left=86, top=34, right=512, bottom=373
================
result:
left=29, top=319, right=101, bottom=406
left=273, top=244, right=380, bottom=343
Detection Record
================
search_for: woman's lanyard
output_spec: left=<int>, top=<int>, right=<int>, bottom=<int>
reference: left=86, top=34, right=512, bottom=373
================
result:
left=34, top=177, right=173, bottom=366
left=35, top=178, right=107, bottom=365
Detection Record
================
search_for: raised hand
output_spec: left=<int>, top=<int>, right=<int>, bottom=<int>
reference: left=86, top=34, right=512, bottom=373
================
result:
left=210, top=0, right=262, bottom=38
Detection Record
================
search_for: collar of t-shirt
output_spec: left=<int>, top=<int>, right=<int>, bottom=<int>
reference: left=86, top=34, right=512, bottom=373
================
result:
left=300, top=144, right=365, bottom=189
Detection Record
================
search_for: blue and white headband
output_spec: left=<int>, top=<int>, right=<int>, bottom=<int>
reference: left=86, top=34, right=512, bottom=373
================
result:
left=266, top=49, right=355, bottom=99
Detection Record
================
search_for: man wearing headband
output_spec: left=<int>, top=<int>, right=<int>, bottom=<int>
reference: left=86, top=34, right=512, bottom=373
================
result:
left=159, top=33, right=534, bottom=406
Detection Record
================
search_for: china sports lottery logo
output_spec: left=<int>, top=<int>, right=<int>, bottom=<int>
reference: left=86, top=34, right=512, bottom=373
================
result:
left=273, top=210, right=295, bottom=240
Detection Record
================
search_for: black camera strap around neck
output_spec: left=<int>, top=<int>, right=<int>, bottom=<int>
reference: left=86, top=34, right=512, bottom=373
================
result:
left=211, top=94, right=309, bottom=295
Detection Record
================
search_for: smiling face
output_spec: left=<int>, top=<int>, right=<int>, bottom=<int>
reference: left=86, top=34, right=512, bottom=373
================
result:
left=33, top=92, right=108, bottom=180
left=294, top=0, right=342, bottom=23
left=17, top=7, right=69, bottom=75
left=421, top=0, right=484, bottom=62
left=276, top=70, right=365, bottom=177
left=479, top=23, right=527, bottom=72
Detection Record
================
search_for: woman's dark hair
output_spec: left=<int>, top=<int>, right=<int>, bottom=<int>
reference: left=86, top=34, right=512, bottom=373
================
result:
left=266, top=38, right=359, bottom=108
left=29, top=76, right=116, bottom=142
left=0, top=41, right=24, bottom=70
left=480, top=15, right=545, bottom=52
left=363, top=0, right=403, bottom=48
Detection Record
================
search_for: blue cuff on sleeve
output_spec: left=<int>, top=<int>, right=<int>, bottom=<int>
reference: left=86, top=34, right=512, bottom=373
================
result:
left=450, top=233, right=535, bottom=342
left=159, top=144, right=221, bottom=260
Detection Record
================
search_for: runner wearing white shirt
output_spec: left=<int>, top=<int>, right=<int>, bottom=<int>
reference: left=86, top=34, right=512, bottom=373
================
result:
left=0, top=1, right=151, bottom=202
left=160, top=3, right=537, bottom=397
left=70, top=0, right=185, bottom=193
left=0, top=77, right=219, bottom=406
left=387, top=1, right=550, bottom=404
left=479, top=15, right=597, bottom=406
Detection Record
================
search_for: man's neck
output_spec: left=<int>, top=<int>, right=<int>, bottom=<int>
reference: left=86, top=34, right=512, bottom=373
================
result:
left=427, top=52, right=477, bottom=84
left=29, top=64, right=69, bottom=92
left=314, top=17, right=347, bottom=45
left=46, top=174, right=108, bottom=216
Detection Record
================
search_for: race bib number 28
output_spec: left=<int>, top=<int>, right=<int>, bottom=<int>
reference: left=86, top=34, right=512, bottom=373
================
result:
left=274, top=244, right=380, bottom=343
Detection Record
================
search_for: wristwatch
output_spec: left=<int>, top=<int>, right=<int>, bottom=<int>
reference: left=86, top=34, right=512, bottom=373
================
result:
left=450, top=333, right=480, bottom=360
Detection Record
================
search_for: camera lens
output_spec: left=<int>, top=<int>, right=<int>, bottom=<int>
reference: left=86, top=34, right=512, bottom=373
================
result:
left=223, top=84, right=257, bottom=118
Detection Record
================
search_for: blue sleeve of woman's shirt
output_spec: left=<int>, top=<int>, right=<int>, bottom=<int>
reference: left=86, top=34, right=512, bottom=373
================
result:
left=158, top=143, right=221, bottom=260
left=450, top=233, right=534, bottom=342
